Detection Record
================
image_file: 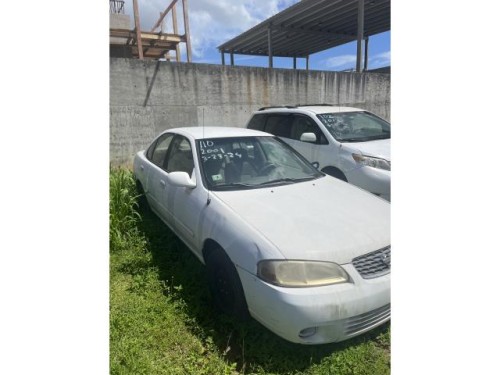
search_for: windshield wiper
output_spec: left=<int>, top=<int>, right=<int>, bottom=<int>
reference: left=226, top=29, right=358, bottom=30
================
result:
left=369, top=134, right=391, bottom=140
left=340, top=137, right=373, bottom=142
left=340, top=135, right=390, bottom=142
left=211, top=182, right=257, bottom=191
left=256, top=176, right=317, bottom=187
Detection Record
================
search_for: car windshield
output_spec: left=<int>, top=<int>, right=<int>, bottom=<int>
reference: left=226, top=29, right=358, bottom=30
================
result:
left=197, top=136, right=323, bottom=191
left=317, top=111, right=390, bottom=142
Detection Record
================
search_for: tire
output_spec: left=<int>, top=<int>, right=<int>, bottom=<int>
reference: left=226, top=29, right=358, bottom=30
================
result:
left=322, top=166, right=348, bottom=182
left=206, top=247, right=249, bottom=321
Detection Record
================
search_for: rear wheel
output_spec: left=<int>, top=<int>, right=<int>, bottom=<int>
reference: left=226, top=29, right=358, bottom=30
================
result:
left=206, top=247, right=249, bottom=320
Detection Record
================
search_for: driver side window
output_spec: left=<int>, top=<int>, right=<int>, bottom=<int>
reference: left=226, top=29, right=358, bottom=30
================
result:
left=149, top=133, right=174, bottom=168
left=290, top=115, right=328, bottom=144
left=165, top=136, right=194, bottom=176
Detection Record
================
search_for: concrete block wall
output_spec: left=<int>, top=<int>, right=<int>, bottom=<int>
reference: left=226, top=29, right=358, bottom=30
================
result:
left=109, top=14, right=131, bottom=45
left=110, top=58, right=390, bottom=166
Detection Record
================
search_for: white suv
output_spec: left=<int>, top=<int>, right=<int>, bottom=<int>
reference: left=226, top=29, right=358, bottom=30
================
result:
left=246, top=105, right=391, bottom=201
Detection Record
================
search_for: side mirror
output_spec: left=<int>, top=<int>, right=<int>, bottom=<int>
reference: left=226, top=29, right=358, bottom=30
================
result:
left=167, top=171, right=196, bottom=189
left=300, top=132, right=317, bottom=143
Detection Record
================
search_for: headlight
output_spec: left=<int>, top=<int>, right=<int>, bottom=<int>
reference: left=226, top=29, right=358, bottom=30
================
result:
left=352, top=153, right=391, bottom=171
left=257, top=260, right=350, bottom=287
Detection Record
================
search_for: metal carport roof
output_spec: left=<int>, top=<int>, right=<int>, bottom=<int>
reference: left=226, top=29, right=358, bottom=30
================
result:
left=218, top=0, right=390, bottom=70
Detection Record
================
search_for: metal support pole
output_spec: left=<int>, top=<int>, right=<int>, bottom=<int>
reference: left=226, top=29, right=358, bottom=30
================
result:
left=364, top=36, right=369, bottom=71
left=221, top=51, right=225, bottom=65
left=182, top=0, right=192, bottom=62
left=230, top=52, right=234, bottom=66
left=356, top=0, right=365, bottom=72
left=293, top=56, right=296, bottom=69
left=132, top=0, right=143, bottom=60
left=268, top=26, right=273, bottom=68
left=306, top=55, right=309, bottom=71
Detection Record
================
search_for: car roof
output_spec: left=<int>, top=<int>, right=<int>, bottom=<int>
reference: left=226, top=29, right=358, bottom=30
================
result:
left=162, top=126, right=271, bottom=140
left=256, top=105, right=364, bottom=115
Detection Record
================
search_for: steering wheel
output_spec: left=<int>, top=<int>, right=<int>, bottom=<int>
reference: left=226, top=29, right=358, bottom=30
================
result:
left=258, top=162, right=278, bottom=176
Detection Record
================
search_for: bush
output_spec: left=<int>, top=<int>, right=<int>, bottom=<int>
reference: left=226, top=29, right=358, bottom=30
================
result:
left=109, top=167, right=142, bottom=252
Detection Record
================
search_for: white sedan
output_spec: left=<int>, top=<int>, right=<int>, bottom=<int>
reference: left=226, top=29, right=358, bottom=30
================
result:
left=133, top=126, right=390, bottom=344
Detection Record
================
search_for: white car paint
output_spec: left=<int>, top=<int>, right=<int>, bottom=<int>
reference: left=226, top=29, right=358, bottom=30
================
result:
left=133, top=126, right=391, bottom=344
left=246, top=106, right=391, bottom=201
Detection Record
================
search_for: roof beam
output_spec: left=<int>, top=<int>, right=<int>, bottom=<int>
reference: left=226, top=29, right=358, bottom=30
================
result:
left=110, top=29, right=184, bottom=43
left=271, top=24, right=356, bottom=39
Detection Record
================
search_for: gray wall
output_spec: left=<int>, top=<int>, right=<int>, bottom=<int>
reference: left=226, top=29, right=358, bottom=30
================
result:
left=110, top=58, right=390, bottom=166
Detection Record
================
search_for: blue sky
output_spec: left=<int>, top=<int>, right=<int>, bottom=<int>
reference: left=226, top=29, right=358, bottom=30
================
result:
left=121, top=0, right=390, bottom=71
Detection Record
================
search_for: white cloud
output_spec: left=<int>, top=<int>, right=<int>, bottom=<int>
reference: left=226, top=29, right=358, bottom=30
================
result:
left=321, top=50, right=390, bottom=70
left=368, top=51, right=391, bottom=68
left=323, top=54, right=357, bottom=69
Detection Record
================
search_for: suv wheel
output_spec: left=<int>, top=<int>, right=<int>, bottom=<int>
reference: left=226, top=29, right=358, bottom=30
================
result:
left=322, top=167, right=348, bottom=182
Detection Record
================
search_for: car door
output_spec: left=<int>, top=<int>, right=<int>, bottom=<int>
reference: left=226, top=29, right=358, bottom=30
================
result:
left=288, top=114, right=331, bottom=169
left=145, top=133, right=175, bottom=223
left=162, top=135, right=205, bottom=252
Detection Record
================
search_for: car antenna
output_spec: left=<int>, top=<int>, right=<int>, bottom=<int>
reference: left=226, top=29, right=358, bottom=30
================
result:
left=203, top=107, right=211, bottom=206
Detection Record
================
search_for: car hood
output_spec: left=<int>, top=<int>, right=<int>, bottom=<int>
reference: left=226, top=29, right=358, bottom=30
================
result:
left=213, top=176, right=390, bottom=264
left=345, top=138, right=391, bottom=161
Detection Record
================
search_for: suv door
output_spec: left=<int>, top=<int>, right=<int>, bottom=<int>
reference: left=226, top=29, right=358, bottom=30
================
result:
left=270, top=114, right=329, bottom=169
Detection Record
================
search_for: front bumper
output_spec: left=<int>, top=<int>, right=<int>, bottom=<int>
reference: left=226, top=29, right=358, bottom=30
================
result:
left=238, top=264, right=390, bottom=344
left=345, top=166, right=391, bottom=201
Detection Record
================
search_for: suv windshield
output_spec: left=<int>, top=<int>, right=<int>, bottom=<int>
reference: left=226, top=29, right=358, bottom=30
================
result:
left=197, top=136, right=323, bottom=191
left=317, top=111, right=390, bottom=142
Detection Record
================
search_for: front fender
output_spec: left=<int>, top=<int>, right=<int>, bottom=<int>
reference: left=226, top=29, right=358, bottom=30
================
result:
left=199, top=195, right=284, bottom=275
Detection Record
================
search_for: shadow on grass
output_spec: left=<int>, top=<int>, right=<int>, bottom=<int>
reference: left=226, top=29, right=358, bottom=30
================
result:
left=134, top=204, right=390, bottom=374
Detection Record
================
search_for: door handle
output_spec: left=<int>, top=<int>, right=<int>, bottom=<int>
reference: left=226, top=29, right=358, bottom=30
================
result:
left=140, top=165, right=144, bottom=171
left=160, top=180, right=166, bottom=188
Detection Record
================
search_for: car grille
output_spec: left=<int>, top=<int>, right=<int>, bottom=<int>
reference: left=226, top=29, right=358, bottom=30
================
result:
left=352, top=246, right=391, bottom=279
left=344, top=304, right=391, bottom=336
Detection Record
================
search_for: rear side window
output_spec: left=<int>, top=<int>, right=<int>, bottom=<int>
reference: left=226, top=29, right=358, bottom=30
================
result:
left=264, top=115, right=291, bottom=138
left=247, top=114, right=266, bottom=131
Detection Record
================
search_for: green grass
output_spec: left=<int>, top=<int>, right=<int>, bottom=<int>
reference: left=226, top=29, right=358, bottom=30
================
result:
left=110, top=168, right=390, bottom=374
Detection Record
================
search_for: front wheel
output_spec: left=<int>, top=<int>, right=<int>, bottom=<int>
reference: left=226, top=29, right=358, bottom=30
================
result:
left=321, top=166, right=348, bottom=182
left=206, top=247, right=249, bottom=321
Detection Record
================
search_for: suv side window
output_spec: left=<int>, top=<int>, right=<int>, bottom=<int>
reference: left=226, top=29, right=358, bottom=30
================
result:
left=290, top=115, right=328, bottom=145
left=165, top=136, right=194, bottom=176
left=264, top=114, right=291, bottom=138
left=149, top=133, right=174, bottom=167
left=247, top=114, right=267, bottom=131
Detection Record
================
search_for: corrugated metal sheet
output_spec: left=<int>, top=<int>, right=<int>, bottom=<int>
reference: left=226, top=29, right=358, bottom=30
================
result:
left=218, top=0, right=390, bottom=58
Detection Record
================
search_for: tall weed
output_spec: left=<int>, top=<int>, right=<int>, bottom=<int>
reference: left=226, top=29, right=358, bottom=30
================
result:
left=109, top=167, right=141, bottom=252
